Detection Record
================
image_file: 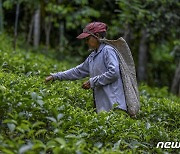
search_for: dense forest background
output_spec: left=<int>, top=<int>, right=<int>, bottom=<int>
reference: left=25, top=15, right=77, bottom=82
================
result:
left=0, top=0, right=180, bottom=95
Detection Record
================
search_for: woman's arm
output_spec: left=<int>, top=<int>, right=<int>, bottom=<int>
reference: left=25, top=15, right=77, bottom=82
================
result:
left=51, top=57, right=90, bottom=81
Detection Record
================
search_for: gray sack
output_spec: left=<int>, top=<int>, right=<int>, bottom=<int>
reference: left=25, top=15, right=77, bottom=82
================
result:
left=100, top=37, right=140, bottom=116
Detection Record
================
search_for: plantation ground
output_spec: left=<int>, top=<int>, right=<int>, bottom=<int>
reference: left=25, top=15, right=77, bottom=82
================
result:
left=0, top=35, right=180, bottom=154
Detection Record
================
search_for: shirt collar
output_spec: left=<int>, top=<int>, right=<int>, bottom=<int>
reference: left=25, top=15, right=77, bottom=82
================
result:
left=89, top=43, right=106, bottom=58
left=97, top=43, right=106, bottom=53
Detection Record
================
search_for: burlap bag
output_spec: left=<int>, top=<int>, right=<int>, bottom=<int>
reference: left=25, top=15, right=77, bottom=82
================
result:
left=100, top=37, right=140, bottom=116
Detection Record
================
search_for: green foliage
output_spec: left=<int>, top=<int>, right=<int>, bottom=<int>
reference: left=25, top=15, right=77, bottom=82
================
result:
left=116, top=0, right=180, bottom=37
left=0, top=34, right=180, bottom=153
left=44, top=1, right=100, bottom=30
left=3, top=0, right=14, bottom=9
left=0, top=0, right=3, bottom=33
left=148, top=42, right=176, bottom=86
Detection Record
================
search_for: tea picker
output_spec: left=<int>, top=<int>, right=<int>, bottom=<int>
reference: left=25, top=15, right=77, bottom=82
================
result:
left=45, top=22, right=140, bottom=118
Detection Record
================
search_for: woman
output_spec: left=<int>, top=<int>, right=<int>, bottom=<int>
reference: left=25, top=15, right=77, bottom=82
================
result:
left=45, top=22, right=127, bottom=113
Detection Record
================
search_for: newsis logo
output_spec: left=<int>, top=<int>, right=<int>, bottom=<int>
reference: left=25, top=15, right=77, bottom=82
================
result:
left=156, top=142, right=180, bottom=149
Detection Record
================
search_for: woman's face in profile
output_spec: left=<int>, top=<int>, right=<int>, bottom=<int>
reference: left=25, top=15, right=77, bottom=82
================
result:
left=85, top=35, right=100, bottom=51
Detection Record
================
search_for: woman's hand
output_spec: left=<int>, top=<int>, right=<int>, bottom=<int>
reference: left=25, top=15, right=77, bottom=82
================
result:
left=82, top=81, right=91, bottom=89
left=45, top=75, right=54, bottom=83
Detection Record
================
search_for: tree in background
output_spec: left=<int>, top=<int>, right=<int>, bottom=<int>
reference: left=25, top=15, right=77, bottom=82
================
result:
left=14, top=0, right=21, bottom=50
left=114, top=0, right=179, bottom=87
left=25, top=0, right=41, bottom=48
left=3, top=0, right=21, bottom=50
left=171, top=44, right=180, bottom=96
left=33, top=4, right=41, bottom=48
left=0, top=0, right=3, bottom=34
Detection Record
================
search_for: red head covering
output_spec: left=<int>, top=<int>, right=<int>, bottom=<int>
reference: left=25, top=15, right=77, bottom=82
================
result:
left=77, top=22, right=107, bottom=39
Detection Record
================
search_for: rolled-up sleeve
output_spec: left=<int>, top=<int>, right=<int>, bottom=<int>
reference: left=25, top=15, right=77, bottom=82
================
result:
left=89, top=48, right=120, bottom=88
left=52, top=58, right=89, bottom=81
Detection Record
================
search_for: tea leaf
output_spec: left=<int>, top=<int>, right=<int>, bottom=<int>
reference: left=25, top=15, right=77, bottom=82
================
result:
left=7, top=123, right=16, bottom=132
left=19, top=143, right=33, bottom=154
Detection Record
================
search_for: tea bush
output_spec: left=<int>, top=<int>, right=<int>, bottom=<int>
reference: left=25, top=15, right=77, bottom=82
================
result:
left=0, top=35, right=179, bottom=154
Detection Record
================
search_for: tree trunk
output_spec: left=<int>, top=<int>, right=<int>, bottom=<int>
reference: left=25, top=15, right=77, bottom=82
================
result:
left=171, top=63, right=180, bottom=96
left=58, top=0, right=65, bottom=48
left=27, top=15, right=34, bottom=45
left=59, top=21, right=65, bottom=47
left=123, top=24, right=131, bottom=46
left=0, top=0, right=3, bottom=33
left=45, top=16, right=52, bottom=49
left=33, top=7, right=41, bottom=48
left=14, top=1, right=20, bottom=50
left=137, top=29, right=148, bottom=82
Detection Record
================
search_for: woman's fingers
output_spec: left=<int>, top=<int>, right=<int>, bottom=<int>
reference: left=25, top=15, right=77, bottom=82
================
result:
left=45, top=76, right=53, bottom=83
left=82, top=81, right=90, bottom=89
